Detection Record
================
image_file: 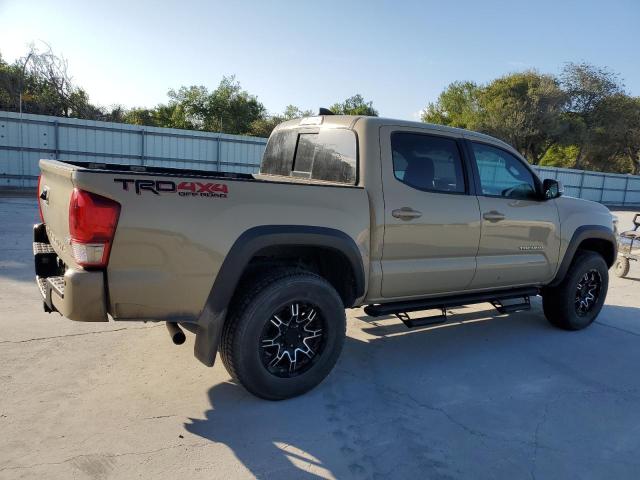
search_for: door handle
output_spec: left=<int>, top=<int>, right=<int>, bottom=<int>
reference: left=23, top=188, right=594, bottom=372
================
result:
left=392, top=207, right=422, bottom=220
left=483, top=210, right=505, bottom=222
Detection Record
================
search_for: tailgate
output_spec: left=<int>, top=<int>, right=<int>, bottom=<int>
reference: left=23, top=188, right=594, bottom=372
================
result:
left=38, top=160, right=79, bottom=268
left=35, top=159, right=109, bottom=322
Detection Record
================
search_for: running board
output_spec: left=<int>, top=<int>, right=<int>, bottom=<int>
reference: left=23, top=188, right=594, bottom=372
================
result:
left=364, top=287, right=539, bottom=318
left=395, top=310, right=448, bottom=329
left=491, top=296, right=531, bottom=314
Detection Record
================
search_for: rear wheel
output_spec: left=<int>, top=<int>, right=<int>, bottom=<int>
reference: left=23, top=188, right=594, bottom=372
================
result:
left=220, top=269, right=346, bottom=400
left=614, top=256, right=630, bottom=278
left=543, top=251, right=609, bottom=330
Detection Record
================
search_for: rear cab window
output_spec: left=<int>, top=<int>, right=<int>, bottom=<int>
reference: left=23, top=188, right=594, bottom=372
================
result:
left=261, top=128, right=357, bottom=185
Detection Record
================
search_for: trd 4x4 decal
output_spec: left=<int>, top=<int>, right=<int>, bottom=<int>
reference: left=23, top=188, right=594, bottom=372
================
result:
left=114, top=178, right=228, bottom=198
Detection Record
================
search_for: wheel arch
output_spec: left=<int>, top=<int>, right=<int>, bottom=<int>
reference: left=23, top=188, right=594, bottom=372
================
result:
left=549, top=225, right=617, bottom=287
left=193, top=225, right=365, bottom=366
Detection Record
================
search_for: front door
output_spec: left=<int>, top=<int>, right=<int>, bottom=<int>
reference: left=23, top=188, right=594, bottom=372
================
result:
left=467, top=140, right=561, bottom=289
left=380, top=127, right=481, bottom=298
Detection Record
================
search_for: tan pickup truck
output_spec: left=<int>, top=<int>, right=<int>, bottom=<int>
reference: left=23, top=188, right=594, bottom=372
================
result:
left=35, top=114, right=617, bottom=399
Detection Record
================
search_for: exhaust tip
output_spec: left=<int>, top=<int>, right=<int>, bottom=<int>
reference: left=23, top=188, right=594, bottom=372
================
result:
left=166, top=322, right=186, bottom=345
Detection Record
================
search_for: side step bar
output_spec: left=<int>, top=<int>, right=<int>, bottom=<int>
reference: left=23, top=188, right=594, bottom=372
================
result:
left=364, top=287, right=539, bottom=324
left=395, top=310, right=449, bottom=329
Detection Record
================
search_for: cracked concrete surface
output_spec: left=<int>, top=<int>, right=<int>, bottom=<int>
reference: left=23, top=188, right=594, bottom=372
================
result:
left=1, top=197, right=639, bottom=479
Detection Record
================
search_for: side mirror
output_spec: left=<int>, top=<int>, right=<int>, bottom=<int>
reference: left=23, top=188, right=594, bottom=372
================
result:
left=543, top=179, right=563, bottom=200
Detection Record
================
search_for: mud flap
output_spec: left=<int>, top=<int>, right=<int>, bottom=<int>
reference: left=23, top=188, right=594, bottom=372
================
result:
left=193, top=306, right=227, bottom=367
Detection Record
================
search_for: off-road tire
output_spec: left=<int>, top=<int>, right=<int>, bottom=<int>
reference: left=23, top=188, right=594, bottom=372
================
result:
left=614, top=256, right=630, bottom=278
left=220, top=269, right=346, bottom=400
left=542, top=250, right=609, bottom=331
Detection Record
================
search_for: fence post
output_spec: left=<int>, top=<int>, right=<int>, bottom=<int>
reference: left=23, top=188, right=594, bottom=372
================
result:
left=578, top=171, right=585, bottom=199
left=140, top=129, right=145, bottom=165
left=18, top=113, right=24, bottom=188
left=599, top=175, right=605, bottom=203
left=54, top=121, right=59, bottom=159
left=216, top=137, right=221, bottom=171
left=623, top=175, right=630, bottom=206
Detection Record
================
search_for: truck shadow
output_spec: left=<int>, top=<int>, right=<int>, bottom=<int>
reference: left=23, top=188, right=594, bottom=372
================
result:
left=184, top=301, right=640, bottom=479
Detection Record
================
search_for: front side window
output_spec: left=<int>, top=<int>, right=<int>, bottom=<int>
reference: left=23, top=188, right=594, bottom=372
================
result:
left=391, top=133, right=466, bottom=193
left=471, top=143, right=537, bottom=200
left=261, top=128, right=357, bottom=184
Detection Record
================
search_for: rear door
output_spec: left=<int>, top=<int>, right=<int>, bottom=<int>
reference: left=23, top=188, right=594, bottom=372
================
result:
left=466, top=140, right=560, bottom=288
left=380, top=127, right=481, bottom=298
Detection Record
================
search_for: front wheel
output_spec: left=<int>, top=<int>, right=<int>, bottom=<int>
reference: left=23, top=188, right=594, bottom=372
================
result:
left=543, top=251, right=609, bottom=330
left=220, top=269, right=346, bottom=400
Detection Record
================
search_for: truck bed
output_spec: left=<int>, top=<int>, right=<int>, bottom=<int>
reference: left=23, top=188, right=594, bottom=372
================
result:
left=37, top=158, right=370, bottom=324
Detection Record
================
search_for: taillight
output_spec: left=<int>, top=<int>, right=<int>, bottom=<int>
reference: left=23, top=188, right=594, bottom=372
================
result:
left=37, top=174, right=44, bottom=223
left=69, top=189, right=121, bottom=268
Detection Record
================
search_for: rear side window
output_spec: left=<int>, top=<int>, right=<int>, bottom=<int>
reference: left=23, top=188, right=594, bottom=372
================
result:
left=261, top=128, right=357, bottom=184
left=391, top=132, right=466, bottom=193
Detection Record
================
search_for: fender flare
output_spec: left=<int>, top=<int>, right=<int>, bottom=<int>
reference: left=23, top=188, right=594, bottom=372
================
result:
left=193, top=225, right=365, bottom=366
left=549, top=225, right=617, bottom=287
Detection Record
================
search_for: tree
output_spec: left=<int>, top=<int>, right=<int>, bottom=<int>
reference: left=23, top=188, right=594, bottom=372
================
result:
left=560, top=62, right=624, bottom=169
left=562, top=62, right=622, bottom=115
left=165, top=85, right=209, bottom=130
left=204, top=76, right=266, bottom=134
left=585, top=94, right=640, bottom=174
left=121, top=107, right=161, bottom=127
left=248, top=105, right=314, bottom=137
left=422, top=63, right=639, bottom=174
left=478, top=71, right=568, bottom=164
left=422, top=81, right=481, bottom=129
left=330, top=94, right=378, bottom=116
left=539, top=145, right=580, bottom=168
left=0, top=44, right=102, bottom=119
left=423, top=73, right=567, bottom=164
left=282, top=104, right=313, bottom=120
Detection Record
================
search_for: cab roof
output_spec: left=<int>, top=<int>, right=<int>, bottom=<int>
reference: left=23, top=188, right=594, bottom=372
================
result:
left=276, top=115, right=514, bottom=152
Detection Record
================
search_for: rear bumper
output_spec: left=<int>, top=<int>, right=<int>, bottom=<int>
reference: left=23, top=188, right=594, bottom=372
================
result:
left=34, top=223, right=108, bottom=322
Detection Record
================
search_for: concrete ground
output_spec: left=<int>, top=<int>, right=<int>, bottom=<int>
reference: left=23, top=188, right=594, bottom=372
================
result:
left=1, top=197, right=639, bottom=480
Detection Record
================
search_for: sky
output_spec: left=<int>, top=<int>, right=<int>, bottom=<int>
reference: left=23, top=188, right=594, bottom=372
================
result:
left=1, top=0, right=639, bottom=120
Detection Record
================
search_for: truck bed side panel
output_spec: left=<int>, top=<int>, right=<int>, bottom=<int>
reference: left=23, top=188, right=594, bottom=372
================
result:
left=69, top=169, right=370, bottom=321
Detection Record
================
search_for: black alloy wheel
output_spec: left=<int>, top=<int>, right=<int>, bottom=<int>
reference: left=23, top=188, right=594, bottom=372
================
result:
left=259, top=302, right=327, bottom=377
left=574, top=269, right=602, bottom=316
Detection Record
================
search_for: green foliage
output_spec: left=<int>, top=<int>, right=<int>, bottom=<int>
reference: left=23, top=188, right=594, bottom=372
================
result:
left=2, top=44, right=637, bottom=173
left=163, top=77, right=266, bottom=134
left=282, top=105, right=314, bottom=120
left=0, top=47, right=320, bottom=137
left=479, top=71, right=568, bottom=164
left=539, top=145, right=579, bottom=168
left=422, top=81, right=481, bottom=129
left=330, top=94, right=378, bottom=116
left=1, top=46, right=381, bottom=139
left=247, top=105, right=314, bottom=137
left=423, top=64, right=639, bottom=174
left=0, top=45, right=101, bottom=118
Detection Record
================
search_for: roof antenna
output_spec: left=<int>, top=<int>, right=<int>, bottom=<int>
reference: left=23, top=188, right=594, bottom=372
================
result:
left=318, top=107, right=334, bottom=116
